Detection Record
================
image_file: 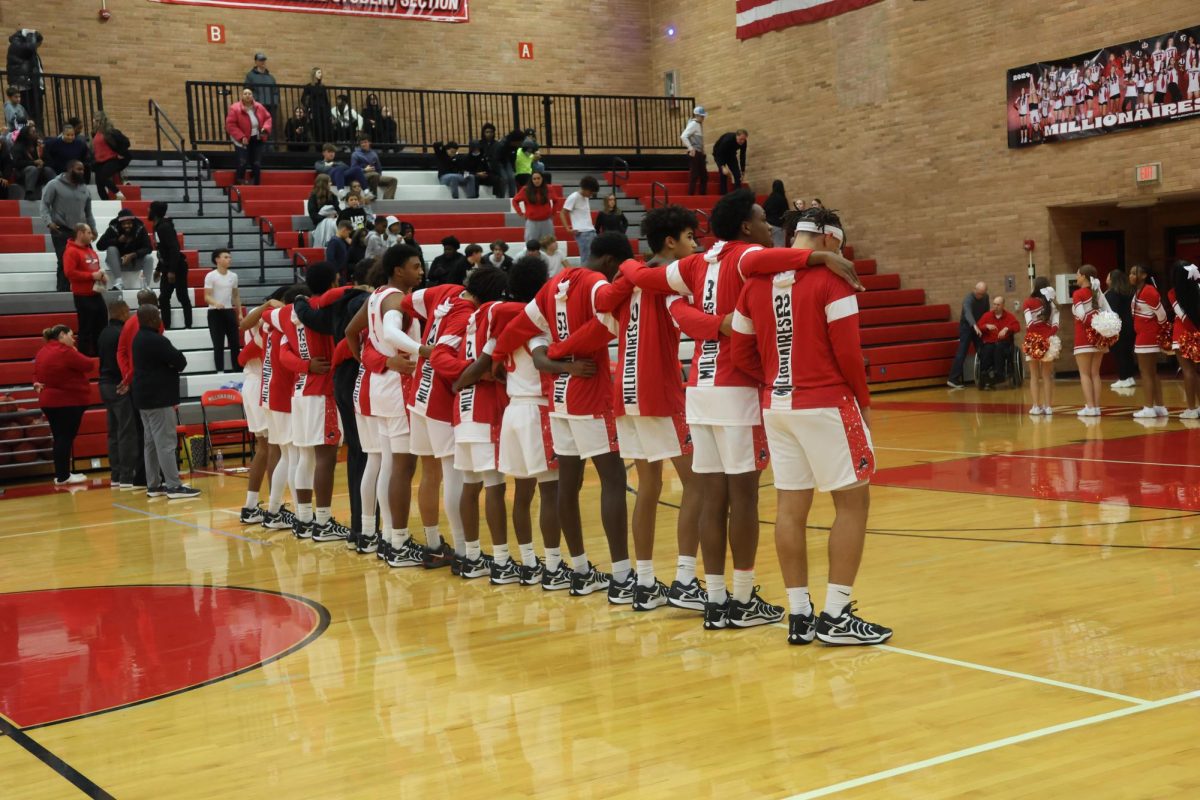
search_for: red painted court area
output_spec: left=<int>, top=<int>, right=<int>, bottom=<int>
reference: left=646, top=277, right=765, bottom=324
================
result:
left=874, top=430, right=1200, bottom=511
left=0, top=585, right=323, bottom=729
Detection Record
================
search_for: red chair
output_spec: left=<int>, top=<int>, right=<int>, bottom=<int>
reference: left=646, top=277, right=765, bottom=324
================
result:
left=200, top=389, right=252, bottom=466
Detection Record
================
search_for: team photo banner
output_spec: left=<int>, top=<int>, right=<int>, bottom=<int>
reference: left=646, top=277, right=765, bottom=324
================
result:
left=147, top=0, right=468, bottom=22
left=1007, top=24, right=1200, bottom=148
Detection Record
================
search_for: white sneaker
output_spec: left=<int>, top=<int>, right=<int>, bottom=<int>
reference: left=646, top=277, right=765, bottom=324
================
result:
left=1043, top=406, right=1054, bottom=416
left=114, top=191, right=127, bottom=201
left=1133, top=407, right=1157, bottom=418
left=1029, top=406, right=1043, bottom=415
left=54, top=473, right=87, bottom=486
left=1154, top=406, right=1169, bottom=417
left=1076, top=406, right=1091, bottom=416
left=1088, top=407, right=1103, bottom=416
left=1180, top=408, right=1200, bottom=420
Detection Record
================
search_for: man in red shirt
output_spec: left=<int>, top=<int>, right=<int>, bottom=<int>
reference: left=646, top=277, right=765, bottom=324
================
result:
left=977, top=295, right=1021, bottom=390
left=731, top=207, right=892, bottom=646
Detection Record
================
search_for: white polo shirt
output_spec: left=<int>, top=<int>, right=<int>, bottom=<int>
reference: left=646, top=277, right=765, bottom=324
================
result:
left=563, top=191, right=594, bottom=233
left=204, top=268, right=238, bottom=308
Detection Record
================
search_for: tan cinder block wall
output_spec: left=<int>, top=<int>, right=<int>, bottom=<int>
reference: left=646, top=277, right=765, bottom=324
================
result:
left=647, top=0, right=1200, bottom=311
left=2, top=0, right=657, bottom=147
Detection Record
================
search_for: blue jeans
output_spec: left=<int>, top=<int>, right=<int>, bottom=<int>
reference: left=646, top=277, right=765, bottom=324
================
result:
left=234, top=138, right=265, bottom=185
left=440, top=173, right=477, bottom=199
left=574, top=230, right=597, bottom=263
left=328, top=164, right=367, bottom=190
left=949, top=322, right=982, bottom=383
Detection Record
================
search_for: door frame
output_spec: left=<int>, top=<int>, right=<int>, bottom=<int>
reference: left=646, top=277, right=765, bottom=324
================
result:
left=1080, top=230, right=1126, bottom=271
left=1165, top=225, right=1200, bottom=262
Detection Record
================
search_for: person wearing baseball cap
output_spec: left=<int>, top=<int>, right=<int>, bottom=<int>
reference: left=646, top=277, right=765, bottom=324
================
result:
left=681, top=106, right=707, bottom=195
left=245, top=52, right=279, bottom=134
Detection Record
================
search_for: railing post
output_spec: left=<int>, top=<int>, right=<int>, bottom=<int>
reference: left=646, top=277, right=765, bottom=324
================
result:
left=259, top=229, right=266, bottom=284
left=511, top=93, right=520, bottom=133
left=154, top=106, right=163, bottom=166
left=633, top=100, right=642, bottom=156
left=418, top=92, right=428, bottom=153
left=542, top=95, right=553, bottom=146
left=574, top=96, right=584, bottom=155
left=227, top=190, right=235, bottom=249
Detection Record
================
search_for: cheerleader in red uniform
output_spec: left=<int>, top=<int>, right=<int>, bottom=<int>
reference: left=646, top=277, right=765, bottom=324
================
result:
left=1170, top=260, right=1200, bottom=418
left=1072, top=264, right=1106, bottom=416
left=1131, top=264, right=1168, bottom=418
left=1022, top=277, right=1060, bottom=415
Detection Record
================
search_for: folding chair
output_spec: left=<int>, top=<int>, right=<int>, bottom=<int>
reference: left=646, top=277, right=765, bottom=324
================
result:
left=200, top=389, right=252, bottom=466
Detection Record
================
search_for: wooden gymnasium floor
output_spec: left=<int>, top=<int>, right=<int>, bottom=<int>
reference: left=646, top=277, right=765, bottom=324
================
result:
left=2, top=382, right=1199, bottom=799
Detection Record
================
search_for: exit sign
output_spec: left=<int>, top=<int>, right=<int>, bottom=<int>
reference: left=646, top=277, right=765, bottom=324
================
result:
left=1135, top=163, right=1161, bottom=185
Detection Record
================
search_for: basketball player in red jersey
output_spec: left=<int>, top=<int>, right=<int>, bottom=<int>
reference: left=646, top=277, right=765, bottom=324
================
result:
left=490, top=232, right=635, bottom=601
left=731, top=207, right=891, bottom=646
left=258, top=286, right=307, bottom=530
left=236, top=292, right=283, bottom=524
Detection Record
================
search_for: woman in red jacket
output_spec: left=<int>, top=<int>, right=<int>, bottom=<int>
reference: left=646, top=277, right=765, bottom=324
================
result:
left=34, top=324, right=97, bottom=485
left=226, top=88, right=273, bottom=186
left=63, top=223, right=108, bottom=357
left=511, top=171, right=561, bottom=243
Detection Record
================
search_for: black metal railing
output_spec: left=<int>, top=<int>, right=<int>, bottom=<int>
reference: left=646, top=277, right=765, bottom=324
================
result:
left=608, top=157, right=630, bottom=195
left=650, top=181, right=669, bottom=209
left=186, top=81, right=694, bottom=155
left=148, top=99, right=212, bottom=217
left=0, top=71, right=103, bottom=136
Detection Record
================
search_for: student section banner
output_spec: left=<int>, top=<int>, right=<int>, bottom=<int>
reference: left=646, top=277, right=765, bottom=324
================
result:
left=1007, top=24, right=1200, bottom=148
left=148, top=0, right=469, bottom=22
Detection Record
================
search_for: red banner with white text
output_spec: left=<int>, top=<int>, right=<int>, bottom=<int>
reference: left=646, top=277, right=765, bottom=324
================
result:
left=147, top=0, right=468, bottom=23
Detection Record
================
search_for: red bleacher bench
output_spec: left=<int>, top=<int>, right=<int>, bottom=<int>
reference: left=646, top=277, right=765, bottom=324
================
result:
left=0, top=218, right=33, bottom=235
left=214, top=170, right=316, bottom=188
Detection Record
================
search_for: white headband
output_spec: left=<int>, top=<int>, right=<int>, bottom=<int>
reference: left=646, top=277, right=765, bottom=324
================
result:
left=793, top=221, right=844, bottom=243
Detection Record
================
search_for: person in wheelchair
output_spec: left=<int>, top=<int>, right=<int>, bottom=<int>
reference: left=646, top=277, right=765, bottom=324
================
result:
left=978, top=295, right=1021, bottom=389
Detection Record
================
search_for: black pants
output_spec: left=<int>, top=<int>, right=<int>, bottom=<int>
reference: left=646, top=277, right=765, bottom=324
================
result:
left=95, top=156, right=132, bottom=200
left=159, top=270, right=193, bottom=329
left=234, top=139, right=265, bottom=185
left=207, top=309, right=240, bottom=372
left=688, top=151, right=708, bottom=195
left=73, top=293, right=107, bottom=357
left=52, top=231, right=70, bottom=292
left=949, top=323, right=982, bottom=384
left=100, top=382, right=140, bottom=483
left=1112, top=333, right=1137, bottom=380
left=978, top=340, right=1013, bottom=386
left=334, top=360, right=366, bottom=533
left=716, top=159, right=742, bottom=195
left=44, top=405, right=85, bottom=482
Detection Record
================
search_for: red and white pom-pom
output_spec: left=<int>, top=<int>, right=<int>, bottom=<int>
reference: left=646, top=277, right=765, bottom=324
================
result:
left=1022, top=331, right=1048, bottom=360
left=1157, top=322, right=1174, bottom=354
left=1180, top=330, right=1200, bottom=363
left=1043, top=335, right=1062, bottom=362
left=1088, top=310, right=1121, bottom=349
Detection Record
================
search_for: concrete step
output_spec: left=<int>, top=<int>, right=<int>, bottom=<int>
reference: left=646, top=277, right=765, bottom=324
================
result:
left=139, top=187, right=231, bottom=203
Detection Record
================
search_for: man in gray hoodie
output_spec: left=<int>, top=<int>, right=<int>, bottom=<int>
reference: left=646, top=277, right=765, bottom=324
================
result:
left=40, top=160, right=95, bottom=292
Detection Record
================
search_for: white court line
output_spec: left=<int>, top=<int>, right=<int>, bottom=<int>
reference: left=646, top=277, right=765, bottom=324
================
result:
left=876, top=446, right=1200, bottom=470
left=783, top=689, right=1200, bottom=799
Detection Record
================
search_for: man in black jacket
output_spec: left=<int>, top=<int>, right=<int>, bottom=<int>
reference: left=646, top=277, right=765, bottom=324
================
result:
left=132, top=304, right=199, bottom=499
left=97, top=209, right=153, bottom=291
left=148, top=201, right=192, bottom=329
left=97, top=298, right=145, bottom=488
left=6, top=29, right=44, bottom=129
left=712, top=129, right=749, bottom=195
left=427, top=236, right=466, bottom=286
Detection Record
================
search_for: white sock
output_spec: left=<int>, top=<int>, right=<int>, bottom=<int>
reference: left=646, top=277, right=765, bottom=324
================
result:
left=787, top=587, right=813, bottom=616
left=732, top=569, right=755, bottom=603
left=824, top=583, right=853, bottom=617
left=315, top=507, right=331, bottom=525
left=611, top=558, right=631, bottom=584
left=465, top=540, right=481, bottom=560
left=424, top=525, right=442, bottom=549
left=245, top=490, right=259, bottom=508
left=571, top=553, right=589, bottom=575
left=493, top=544, right=510, bottom=565
left=297, top=503, right=313, bottom=523
left=392, top=527, right=410, bottom=547
left=518, top=542, right=536, bottom=567
left=636, top=560, right=655, bottom=587
left=675, top=555, right=697, bottom=585
left=706, top=576, right=727, bottom=605
left=358, top=514, right=374, bottom=538
left=441, top=456, right=465, bottom=545
left=268, top=449, right=290, bottom=512
left=545, top=547, right=562, bottom=571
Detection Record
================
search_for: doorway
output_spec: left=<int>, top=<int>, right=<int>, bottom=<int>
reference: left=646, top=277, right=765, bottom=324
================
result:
left=1080, top=230, right=1125, bottom=273
left=1166, top=225, right=1200, bottom=264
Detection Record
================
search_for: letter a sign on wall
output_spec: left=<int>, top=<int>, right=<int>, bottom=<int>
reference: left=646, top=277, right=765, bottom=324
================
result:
left=148, top=0, right=469, bottom=23
left=519, top=42, right=534, bottom=60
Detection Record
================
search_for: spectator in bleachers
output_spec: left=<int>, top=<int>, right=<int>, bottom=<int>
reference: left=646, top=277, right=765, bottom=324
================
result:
left=480, top=124, right=514, bottom=199
left=364, top=215, right=392, bottom=261
left=96, top=209, right=153, bottom=291
left=681, top=105, right=707, bottom=195
left=91, top=112, right=131, bottom=201
left=511, top=170, right=559, bottom=243
left=427, top=236, right=466, bottom=286
left=34, top=323, right=94, bottom=486
left=226, top=88, right=273, bottom=186
left=204, top=248, right=242, bottom=372
left=763, top=179, right=789, bottom=246
left=43, top=120, right=90, bottom=181
left=284, top=106, right=310, bottom=153
left=712, top=129, right=749, bottom=195
left=520, top=238, right=541, bottom=261
left=11, top=124, right=52, bottom=200
left=397, top=221, right=426, bottom=272
left=331, top=94, right=362, bottom=144
left=325, top=220, right=353, bottom=274
left=347, top=226, right=369, bottom=270
left=302, top=68, right=333, bottom=144
left=432, top=140, right=476, bottom=199
left=97, top=298, right=141, bottom=489
left=40, top=159, right=94, bottom=293
left=595, top=194, right=628, bottom=236
left=336, top=190, right=370, bottom=231
left=314, top=142, right=367, bottom=190
left=465, top=139, right=492, bottom=197
left=307, top=174, right=340, bottom=245
left=514, top=138, right=541, bottom=188
left=244, top=52, right=279, bottom=133
left=344, top=179, right=376, bottom=217
left=132, top=303, right=200, bottom=499
left=63, top=223, right=107, bottom=357
left=539, top=235, right=565, bottom=277
left=0, top=137, right=13, bottom=199
left=376, top=106, right=399, bottom=147
left=560, top=175, right=599, bottom=262
left=6, top=29, right=44, bottom=129
left=361, top=93, right=384, bottom=141
left=351, top=134, right=397, bottom=199
left=4, top=86, right=27, bottom=130
left=485, top=240, right=513, bottom=272
left=148, top=201, right=192, bottom=329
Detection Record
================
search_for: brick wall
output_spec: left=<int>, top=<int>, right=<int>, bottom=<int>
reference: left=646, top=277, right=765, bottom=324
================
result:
left=648, top=0, right=1200, bottom=313
left=4, top=0, right=657, bottom=147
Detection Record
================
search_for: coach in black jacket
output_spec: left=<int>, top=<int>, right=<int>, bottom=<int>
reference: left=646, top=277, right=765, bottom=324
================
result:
left=712, top=129, right=748, bottom=195
left=133, top=304, right=198, bottom=498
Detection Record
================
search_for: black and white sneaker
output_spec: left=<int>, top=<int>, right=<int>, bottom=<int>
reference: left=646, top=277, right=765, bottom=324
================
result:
left=386, top=538, right=426, bottom=568
left=459, top=553, right=492, bottom=580
left=146, top=486, right=168, bottom=498
left=633, top=579, right=670, bottom=612
left=607, top=572, right=637, bottom=605
left=489, top=558, right=522, bottom=585
left=376, top=539, right=393, bottom=562
left=815, top=602, right=893, bottom=646
left=422, top=542, right=455, bottom=570
left=166, top=486, right=201, bottom=499
left=788, top=612, right=817, bottom=645
left=311, top=520, right=349, bottom=542
left=239, top=506, right=264, bottom=524
left=569, top=563, right=611, bottom=597
left=518, top=559, right=544, bottom=586
left=261, top=509, right=291, bottom=530
left=345, top=530, right=361, bottom=550
left=541, top=562, right=572, bottom=591
left=291, top=517, right=313, bottom=540
left=355, top=533, right=380, bottom=555
left=278, top=506, right=296, bottom=527
left=703, top=599, right=729, bottom=630
left=727, top=588, right=785, bottom=628
left=667, top=578, right=707, bottom=612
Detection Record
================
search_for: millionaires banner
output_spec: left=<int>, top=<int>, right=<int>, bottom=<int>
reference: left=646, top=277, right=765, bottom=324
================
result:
left=1007, top=25, right=1200, bottom=148
left=148, top=0, right=468, bottom=23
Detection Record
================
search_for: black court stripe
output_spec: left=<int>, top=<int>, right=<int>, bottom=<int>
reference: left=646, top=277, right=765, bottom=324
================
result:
left=0, top=715, right=114, bottom=799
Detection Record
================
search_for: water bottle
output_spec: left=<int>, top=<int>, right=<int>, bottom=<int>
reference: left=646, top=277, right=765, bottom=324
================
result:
left=214, top=449, right=224, bottom=471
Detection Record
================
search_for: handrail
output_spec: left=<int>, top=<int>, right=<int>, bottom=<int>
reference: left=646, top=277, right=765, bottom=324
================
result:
left=147, top=98, right=193, bottom=209
left=258, top=218, right=273, bottom=284
left=227, top=186, right=242, bottom=248
left=292, top=251, right=309, bottom=284
left=650, top=181, right=669, bottom=209
left=608, top=157, right=629, bottom=195
left=693, top=209, right=711, bottom=236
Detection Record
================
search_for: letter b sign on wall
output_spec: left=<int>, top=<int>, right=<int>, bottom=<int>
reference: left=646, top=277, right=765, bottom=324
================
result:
left=208, top=24, right=226, bottom=44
